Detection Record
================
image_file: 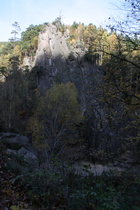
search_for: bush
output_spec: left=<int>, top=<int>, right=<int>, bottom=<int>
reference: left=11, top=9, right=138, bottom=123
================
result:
left=20, top=163, right=140, bottom=209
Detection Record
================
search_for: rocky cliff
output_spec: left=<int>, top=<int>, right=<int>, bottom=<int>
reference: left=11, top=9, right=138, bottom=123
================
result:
left=21, top=24, right=128, bottom=157
left=22, top=24, right=103, bottom=109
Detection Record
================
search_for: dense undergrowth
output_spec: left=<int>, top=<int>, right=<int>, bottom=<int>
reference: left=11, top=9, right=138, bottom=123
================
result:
left=1, top=142, right=140, bottom=210
left=22, top=167, right=140, bottom=210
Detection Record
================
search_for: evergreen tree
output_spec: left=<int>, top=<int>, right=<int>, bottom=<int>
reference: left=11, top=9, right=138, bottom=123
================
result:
left=9, top=22, right=21, bottom=42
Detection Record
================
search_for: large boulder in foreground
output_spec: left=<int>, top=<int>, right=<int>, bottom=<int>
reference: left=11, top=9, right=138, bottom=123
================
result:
left=0, top=132, right=39, bottom=171
left=6, top=147, right=39, bottom=169
left=0, top=132, right=29, bottom=147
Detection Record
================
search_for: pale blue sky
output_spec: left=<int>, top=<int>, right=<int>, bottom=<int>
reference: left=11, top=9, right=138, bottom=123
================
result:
left=0, top=0, right=124, bottom=41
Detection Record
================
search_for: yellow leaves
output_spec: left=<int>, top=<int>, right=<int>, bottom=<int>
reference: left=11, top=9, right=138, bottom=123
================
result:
left=131, top=49, right=140, bottom=58
left=0, top=53, right=10, bottom=67
left=107, top=33, right=119, bottom=52
left=0, top=43, right=4, bottom=49
left=32, top=36, right=38, bottom=48
left=70, top=38, right=76, bottom=45
left=27, top=83, right=83, bottom=150
left=13, top=45, right=20, bottom=56
left=75, top=23, right=85, bottom=40
left=42, top=83, right=78, bottom=123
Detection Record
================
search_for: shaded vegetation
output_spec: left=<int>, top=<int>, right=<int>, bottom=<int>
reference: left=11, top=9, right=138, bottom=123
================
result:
left=0, top=0, right=140, bottom=209
left=1, top=143, right=140, bottom=209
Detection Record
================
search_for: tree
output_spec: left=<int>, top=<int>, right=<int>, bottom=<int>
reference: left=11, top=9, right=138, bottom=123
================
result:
left=84, top=24, right=96, bottom=46
left=85, top=26, right=108, bottom=65
left=20, top=24, right=44, bottom=55
left=13, top=45, right=20, bottom=56
left=75, top=23, right=85, bottom=41
left=114, top=0, right=140, bottom=37
left=28, top=83, right=82, bottom=161
left=107, top=0, right=140, bottom=62
left=10, top=22, right=21, bottom=42
left=105, top=0, right=140, bottom=100
left=101, top=0, right=140, bottom=158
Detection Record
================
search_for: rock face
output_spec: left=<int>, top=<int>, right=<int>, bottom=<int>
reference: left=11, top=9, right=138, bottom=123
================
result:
left=0, top=75, right=6, bottom=82
left=21, top=24, right=118, bottom=153
left=22, top=24, right=103, bottom=109
left=22, top=24, right=96, bottom=89
left=0, top=132, right=39, bottom=171
left=21, top=24, right=128, bottom=155
left=35, top=24, right=70, bottom=67
left=22, top=55, right=35, bottom=70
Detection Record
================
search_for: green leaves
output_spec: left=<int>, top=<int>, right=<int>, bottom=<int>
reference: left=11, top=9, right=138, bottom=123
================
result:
left=21, top=24, right=42, bottom=42
left=20, top=24, right=44, bottom=56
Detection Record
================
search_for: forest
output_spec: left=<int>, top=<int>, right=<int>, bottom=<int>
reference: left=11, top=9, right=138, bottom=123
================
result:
left=0, top=0, right=140, bottom=209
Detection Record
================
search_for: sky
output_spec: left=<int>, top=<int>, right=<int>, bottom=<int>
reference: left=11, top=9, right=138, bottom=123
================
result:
left=0, top=0, right=125, bottom=42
